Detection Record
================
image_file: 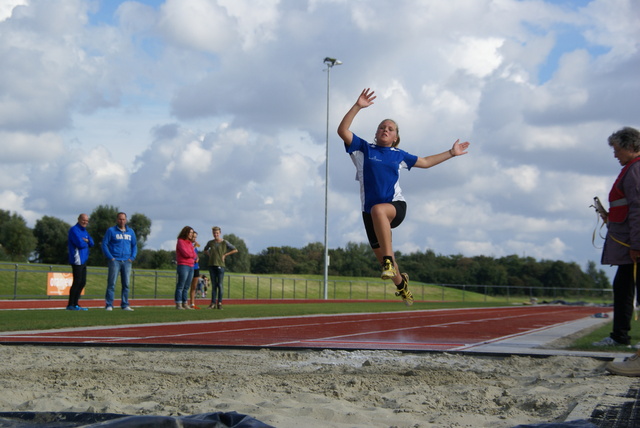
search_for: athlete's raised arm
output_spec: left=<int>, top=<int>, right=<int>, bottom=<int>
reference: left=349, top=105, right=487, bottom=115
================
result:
left=337, top=88, right=376, bottom=146
left=413, top=139, right=470, bottom=169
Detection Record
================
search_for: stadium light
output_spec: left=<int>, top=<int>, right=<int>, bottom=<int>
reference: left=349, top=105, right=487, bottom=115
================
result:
left=323, top=57, right=342, bottom=300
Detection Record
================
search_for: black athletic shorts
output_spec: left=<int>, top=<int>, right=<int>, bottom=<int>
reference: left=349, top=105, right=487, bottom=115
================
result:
left=362, top=201, right=407, bottom=249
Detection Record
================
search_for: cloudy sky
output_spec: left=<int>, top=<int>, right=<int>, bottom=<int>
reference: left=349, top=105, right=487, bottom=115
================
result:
left=1, top=0, right=638, bottom=279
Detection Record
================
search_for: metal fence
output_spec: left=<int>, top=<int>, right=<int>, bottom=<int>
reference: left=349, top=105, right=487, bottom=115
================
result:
left=0, top=262, right=613, bottom=303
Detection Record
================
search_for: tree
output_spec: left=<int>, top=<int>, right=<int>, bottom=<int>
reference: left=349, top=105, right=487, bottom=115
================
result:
left=87, top=205, right=119, bottom=266
left=397, top=249, right=438, bottom=283
left=222, top=233, right=250, bottom=273
left=33, top=216, right=71, bottom=264
left=469, top=255, right=508, bottom=286
left=136, top=248, right=175, bottom=270
left=0, top=210, right=37, bottom=262
left=586, top=261, right=611, bottom=288
left=298, top=242, right=323, bottom=275
left=541, top=260, right=585, bottom=291
left=331, top=242, right=378, bottom=277
left=251, top=247, right=296, bottom=274
left=129, top=212, right=152, bottom=252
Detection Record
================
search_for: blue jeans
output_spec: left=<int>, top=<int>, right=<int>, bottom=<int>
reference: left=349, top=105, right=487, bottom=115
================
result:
left=105, top=259, right=132, bottom=308
left=209, top=266, right=225, bottom=304
left=175, top=264, right=194, bottom=304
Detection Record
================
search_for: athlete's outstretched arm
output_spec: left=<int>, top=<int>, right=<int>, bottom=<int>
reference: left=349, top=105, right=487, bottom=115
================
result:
left=337, top=88, right=376, bottom=146
left=414, top=139, right=470, bottom=169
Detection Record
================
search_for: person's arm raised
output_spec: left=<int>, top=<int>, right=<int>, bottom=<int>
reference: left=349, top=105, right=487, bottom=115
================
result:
left=337, top=88, right=376, bottom=146
left=414, top=140, right=470, bottom=169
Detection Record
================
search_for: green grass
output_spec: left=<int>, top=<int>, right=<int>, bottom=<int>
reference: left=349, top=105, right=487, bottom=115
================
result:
left=1, top=262, right=524, bottom=302
left=566, top=317, right=640, bottom=351
left=1, top=263, right=611, bottom=305
left=0, top=301, right=508, bottom=333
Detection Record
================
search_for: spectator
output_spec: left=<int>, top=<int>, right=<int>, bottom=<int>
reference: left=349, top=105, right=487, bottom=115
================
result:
left=188, top=231, right=201, bottom=309
left=175, top=226, right=197, bottom=310
left=196, top=275, right=208, bottom=298
left=594, top=127, right=640, bottom=347
left=66, top=213, right=94, bottom=311
left=203, top=227, right=238, bottom=310
left=102, top=212, right=137, bottom=311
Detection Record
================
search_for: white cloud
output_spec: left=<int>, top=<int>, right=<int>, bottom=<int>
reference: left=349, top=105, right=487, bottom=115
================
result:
left=0, top=0, right=637, bottom=282
left=448, top=37, right=505, bottom=78
left=24, top=146, right=129, bottom=214
left=583, top=0, right=640, bottom=59
left=1, top=131, right=65, bottom=162
left=218, top=0, right=280, bottom=50
left=505, top=165, right=539, bottom=192
left=0, top=0, right=26, bottom=22
left=157, top=0, right=237, bottom=53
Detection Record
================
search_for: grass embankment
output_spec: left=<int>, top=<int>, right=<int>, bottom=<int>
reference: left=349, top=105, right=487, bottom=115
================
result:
left=1, top=263, right=510, bottom=302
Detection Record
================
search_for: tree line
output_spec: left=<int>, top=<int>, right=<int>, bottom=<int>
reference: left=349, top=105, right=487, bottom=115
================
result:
left=0, top=206, right=610, bottom=290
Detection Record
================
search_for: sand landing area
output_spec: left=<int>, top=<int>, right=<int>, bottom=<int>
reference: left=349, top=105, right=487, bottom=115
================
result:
left=0, top=344, right=638, bottom=427
left=0, top=302, right=638, bottom=427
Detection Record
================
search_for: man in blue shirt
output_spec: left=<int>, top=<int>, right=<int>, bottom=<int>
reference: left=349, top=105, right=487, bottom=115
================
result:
left=67, top=213, right=94, bottom=311
left=102, top=212, right=137, bottom=311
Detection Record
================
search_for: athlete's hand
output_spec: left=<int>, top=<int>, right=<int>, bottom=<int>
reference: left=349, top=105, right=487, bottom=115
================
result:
left=356, top=88, right=376, bottom=109
left=451, top=139, right=470, bottom=156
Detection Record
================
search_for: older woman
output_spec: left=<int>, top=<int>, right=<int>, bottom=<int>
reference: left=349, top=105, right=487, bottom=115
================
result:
left=175, top=226, right=197, bottom=310
left=594, top=127, right=640, bottom=347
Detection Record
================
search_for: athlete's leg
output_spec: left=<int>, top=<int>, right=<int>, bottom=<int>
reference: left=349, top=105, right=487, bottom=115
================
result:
left=370, top=203, right=401, bottom=284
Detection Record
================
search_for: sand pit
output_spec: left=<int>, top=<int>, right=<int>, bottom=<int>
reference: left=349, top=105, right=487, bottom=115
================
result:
left=0, top=345, right=637, bottom=427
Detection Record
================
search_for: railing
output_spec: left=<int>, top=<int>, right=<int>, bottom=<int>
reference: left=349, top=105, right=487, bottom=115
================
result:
left=0, top=262, right=613, bottom=303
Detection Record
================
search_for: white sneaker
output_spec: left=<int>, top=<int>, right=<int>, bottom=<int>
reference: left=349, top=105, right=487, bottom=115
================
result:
left=606, top=353, right=640, bottom=376
left=592, top=337, right=628, bottom=347
left=122, top=306, right=134, bottom=311
left=105, top=306, right=113, bottom=311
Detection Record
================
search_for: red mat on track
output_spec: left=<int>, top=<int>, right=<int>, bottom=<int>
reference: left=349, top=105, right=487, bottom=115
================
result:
left=0, top=305, right=605, bottom=352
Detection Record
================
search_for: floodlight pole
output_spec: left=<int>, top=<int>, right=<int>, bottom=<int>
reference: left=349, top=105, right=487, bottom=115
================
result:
left=323, top=57, right=341, bottom=300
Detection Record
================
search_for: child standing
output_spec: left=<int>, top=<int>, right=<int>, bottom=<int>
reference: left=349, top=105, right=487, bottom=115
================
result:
left=337, top=88, right=470, bottom=305
left=203, top=226, right=238, bottom=310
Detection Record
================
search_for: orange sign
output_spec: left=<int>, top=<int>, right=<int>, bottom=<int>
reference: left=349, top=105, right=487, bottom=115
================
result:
left=46, top=272, right=84, bottom=296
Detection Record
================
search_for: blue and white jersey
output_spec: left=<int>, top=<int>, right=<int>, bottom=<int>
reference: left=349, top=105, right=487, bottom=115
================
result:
left=346, top=133, right=418, bottom=213
left=67, top=223, right=94, bottom=265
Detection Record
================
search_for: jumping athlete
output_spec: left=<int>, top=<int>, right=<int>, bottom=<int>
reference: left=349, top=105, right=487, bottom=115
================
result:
left=337, top=88, right=470, bottom=305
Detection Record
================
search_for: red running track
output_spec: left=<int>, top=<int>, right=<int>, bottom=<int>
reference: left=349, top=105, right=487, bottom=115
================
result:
left=0, top=305, right=606, bottom=352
